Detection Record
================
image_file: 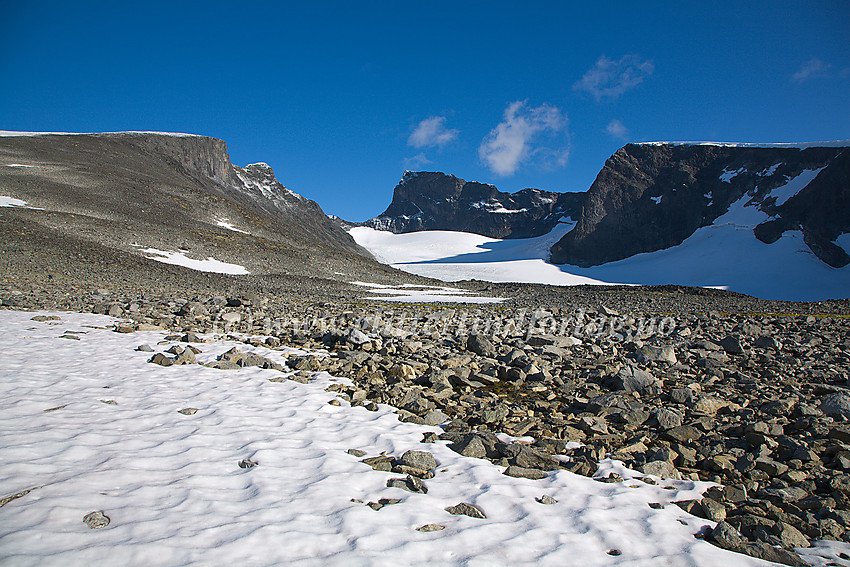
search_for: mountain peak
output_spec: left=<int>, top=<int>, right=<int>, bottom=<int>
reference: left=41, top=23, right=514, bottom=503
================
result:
left=364, top=171, right=582, bottom=239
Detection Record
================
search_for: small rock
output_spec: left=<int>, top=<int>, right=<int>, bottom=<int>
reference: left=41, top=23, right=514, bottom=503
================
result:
left=819, top=392, right=850, bottom=418
left=416, top=524, right=445, bottom=532
left=386, top=475, right=428, bottom=494
left=662, top=425, right=702, bottom=443
left=709, top=521, right=743, bottom=550
left=636, top=345, right=677, bottom=364
left=449, top=434, right=487, bottom=459
left=136, top=344, right=154, bottom=352
left=83, top=510, right=110, bottom=529
left=445, top=502, right=486, bottom=519
left=467, top=334, right=496, bottom=358
left=400, top=450, right=437, bottom=471
left=177, top=408, right=199, bottom=415
left=148, top=353, right=174, bottom=367
left=367, top=498, right=401, bottom=510
left=719, top=335, right=744, bottom=355
left=640, top=461, right=682, bottom=480
left=536, top=495, right=558, bottom=505
left=423, top=409, right=450, bottom=426
left=608, top=366, right=657, bottom=393
left=699, top=497, right=727, bottom=522
left=362, top=456, right=394, bottom=471
left=776, top=522, right=809, bottom=549
left=347, top=448, right=367, bottom=457
left=99, top=399, right=117, bottom=405
left=755, top=458, right=788, bottom=477
left=238, top=459, right=258, bottom=469
left=652, top=407, right=683, bottom=429
left=504, top=466, right=547, bottom=480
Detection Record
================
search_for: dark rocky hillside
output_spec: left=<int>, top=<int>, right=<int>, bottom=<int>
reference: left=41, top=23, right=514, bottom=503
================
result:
left=550, top=143, right=849, bottom=267
left=363, top=171, right=583, bottom=239
left=0, top=132, right=412, bottom=287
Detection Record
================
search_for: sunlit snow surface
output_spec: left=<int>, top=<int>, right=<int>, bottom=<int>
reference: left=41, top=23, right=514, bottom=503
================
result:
left=136, top=247, right=250, bottom=275
left=351, top=190, right=850, bottom=301
left=0, top=310, right=826, bottom=567
left=350, top=223, right=610, bottom=288
left=350, top=281, right=504, bottom=303
left=0, top=196, right=32, bottom=208
left=0, top=195, right=42, bottom=209
left=638, top=140, right=850, bottom=148
left=216, top=219, right=250, bottom=234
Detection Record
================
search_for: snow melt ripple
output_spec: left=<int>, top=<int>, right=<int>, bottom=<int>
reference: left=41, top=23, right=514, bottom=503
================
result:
left=0, top=310, right=814, bottom=566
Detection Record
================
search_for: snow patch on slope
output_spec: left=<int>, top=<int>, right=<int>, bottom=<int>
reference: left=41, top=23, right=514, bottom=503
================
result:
left=719, top=167, right=745, bottom=183
left=0, top=195, right=43, bottom=209
left=216, top=219, right=250, bottom=234
left=771, top=166, right=827, bottom=206
left=351, top=281, right=504, bottom=303
left=135, top=246, right=249, bottom=275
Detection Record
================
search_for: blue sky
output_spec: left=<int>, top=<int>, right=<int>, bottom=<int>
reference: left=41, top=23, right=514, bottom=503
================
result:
left=1, top=1, right=848, bottom=221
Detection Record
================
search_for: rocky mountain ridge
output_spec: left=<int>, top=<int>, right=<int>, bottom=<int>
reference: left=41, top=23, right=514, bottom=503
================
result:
left=550, top=143, right=850, bottom=268
left=362, top=143, right=849, bottom=271
left=0, top=132, right=407, bottom=287
left=363, top=171, right=584, bottom=239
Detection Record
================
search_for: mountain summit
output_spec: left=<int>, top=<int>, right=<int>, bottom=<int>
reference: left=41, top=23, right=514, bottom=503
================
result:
left=550, top=142, right=850, bottom=268
left=0, top=131, right=400, bottom=288
left=363, top=171, right=583, bottom=239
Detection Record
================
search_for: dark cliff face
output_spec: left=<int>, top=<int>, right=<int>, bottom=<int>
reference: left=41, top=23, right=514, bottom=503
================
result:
left=549, top=143, right=849, bottom=267
left=364, top=171, right=583, bottom=239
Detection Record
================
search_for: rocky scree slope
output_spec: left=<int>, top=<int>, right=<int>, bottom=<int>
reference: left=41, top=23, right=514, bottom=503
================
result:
left=550, top=143, right=850, bottom=268
left=362, top=171, right=583, bottom=239
left=0, top=132, right=402, bottom=285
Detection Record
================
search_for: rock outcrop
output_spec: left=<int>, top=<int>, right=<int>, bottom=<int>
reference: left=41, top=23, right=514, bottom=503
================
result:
left=550, top=143, right=849, bottom=267
left=363, top=171, right=583, bottom=239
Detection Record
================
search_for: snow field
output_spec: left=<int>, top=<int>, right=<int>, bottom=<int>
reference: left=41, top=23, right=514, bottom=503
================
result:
left=0, top=310, right=790, bottom=566
left=134, top=247, right=250, bottom=275
left=350, top=185, right=850, bottom=301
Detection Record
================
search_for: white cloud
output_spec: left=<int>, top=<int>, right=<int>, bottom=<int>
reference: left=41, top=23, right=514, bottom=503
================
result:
left=606, top=119, right=629, bottom=141
left=792, top=58, right=831, bottom=82
left=402, top=152, right=432, bottom=169
left=573, top=54, right=654, bottom=101
left=478, top=101, right=568, bottom=176
left=408, top=116, right=459, bottom=149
